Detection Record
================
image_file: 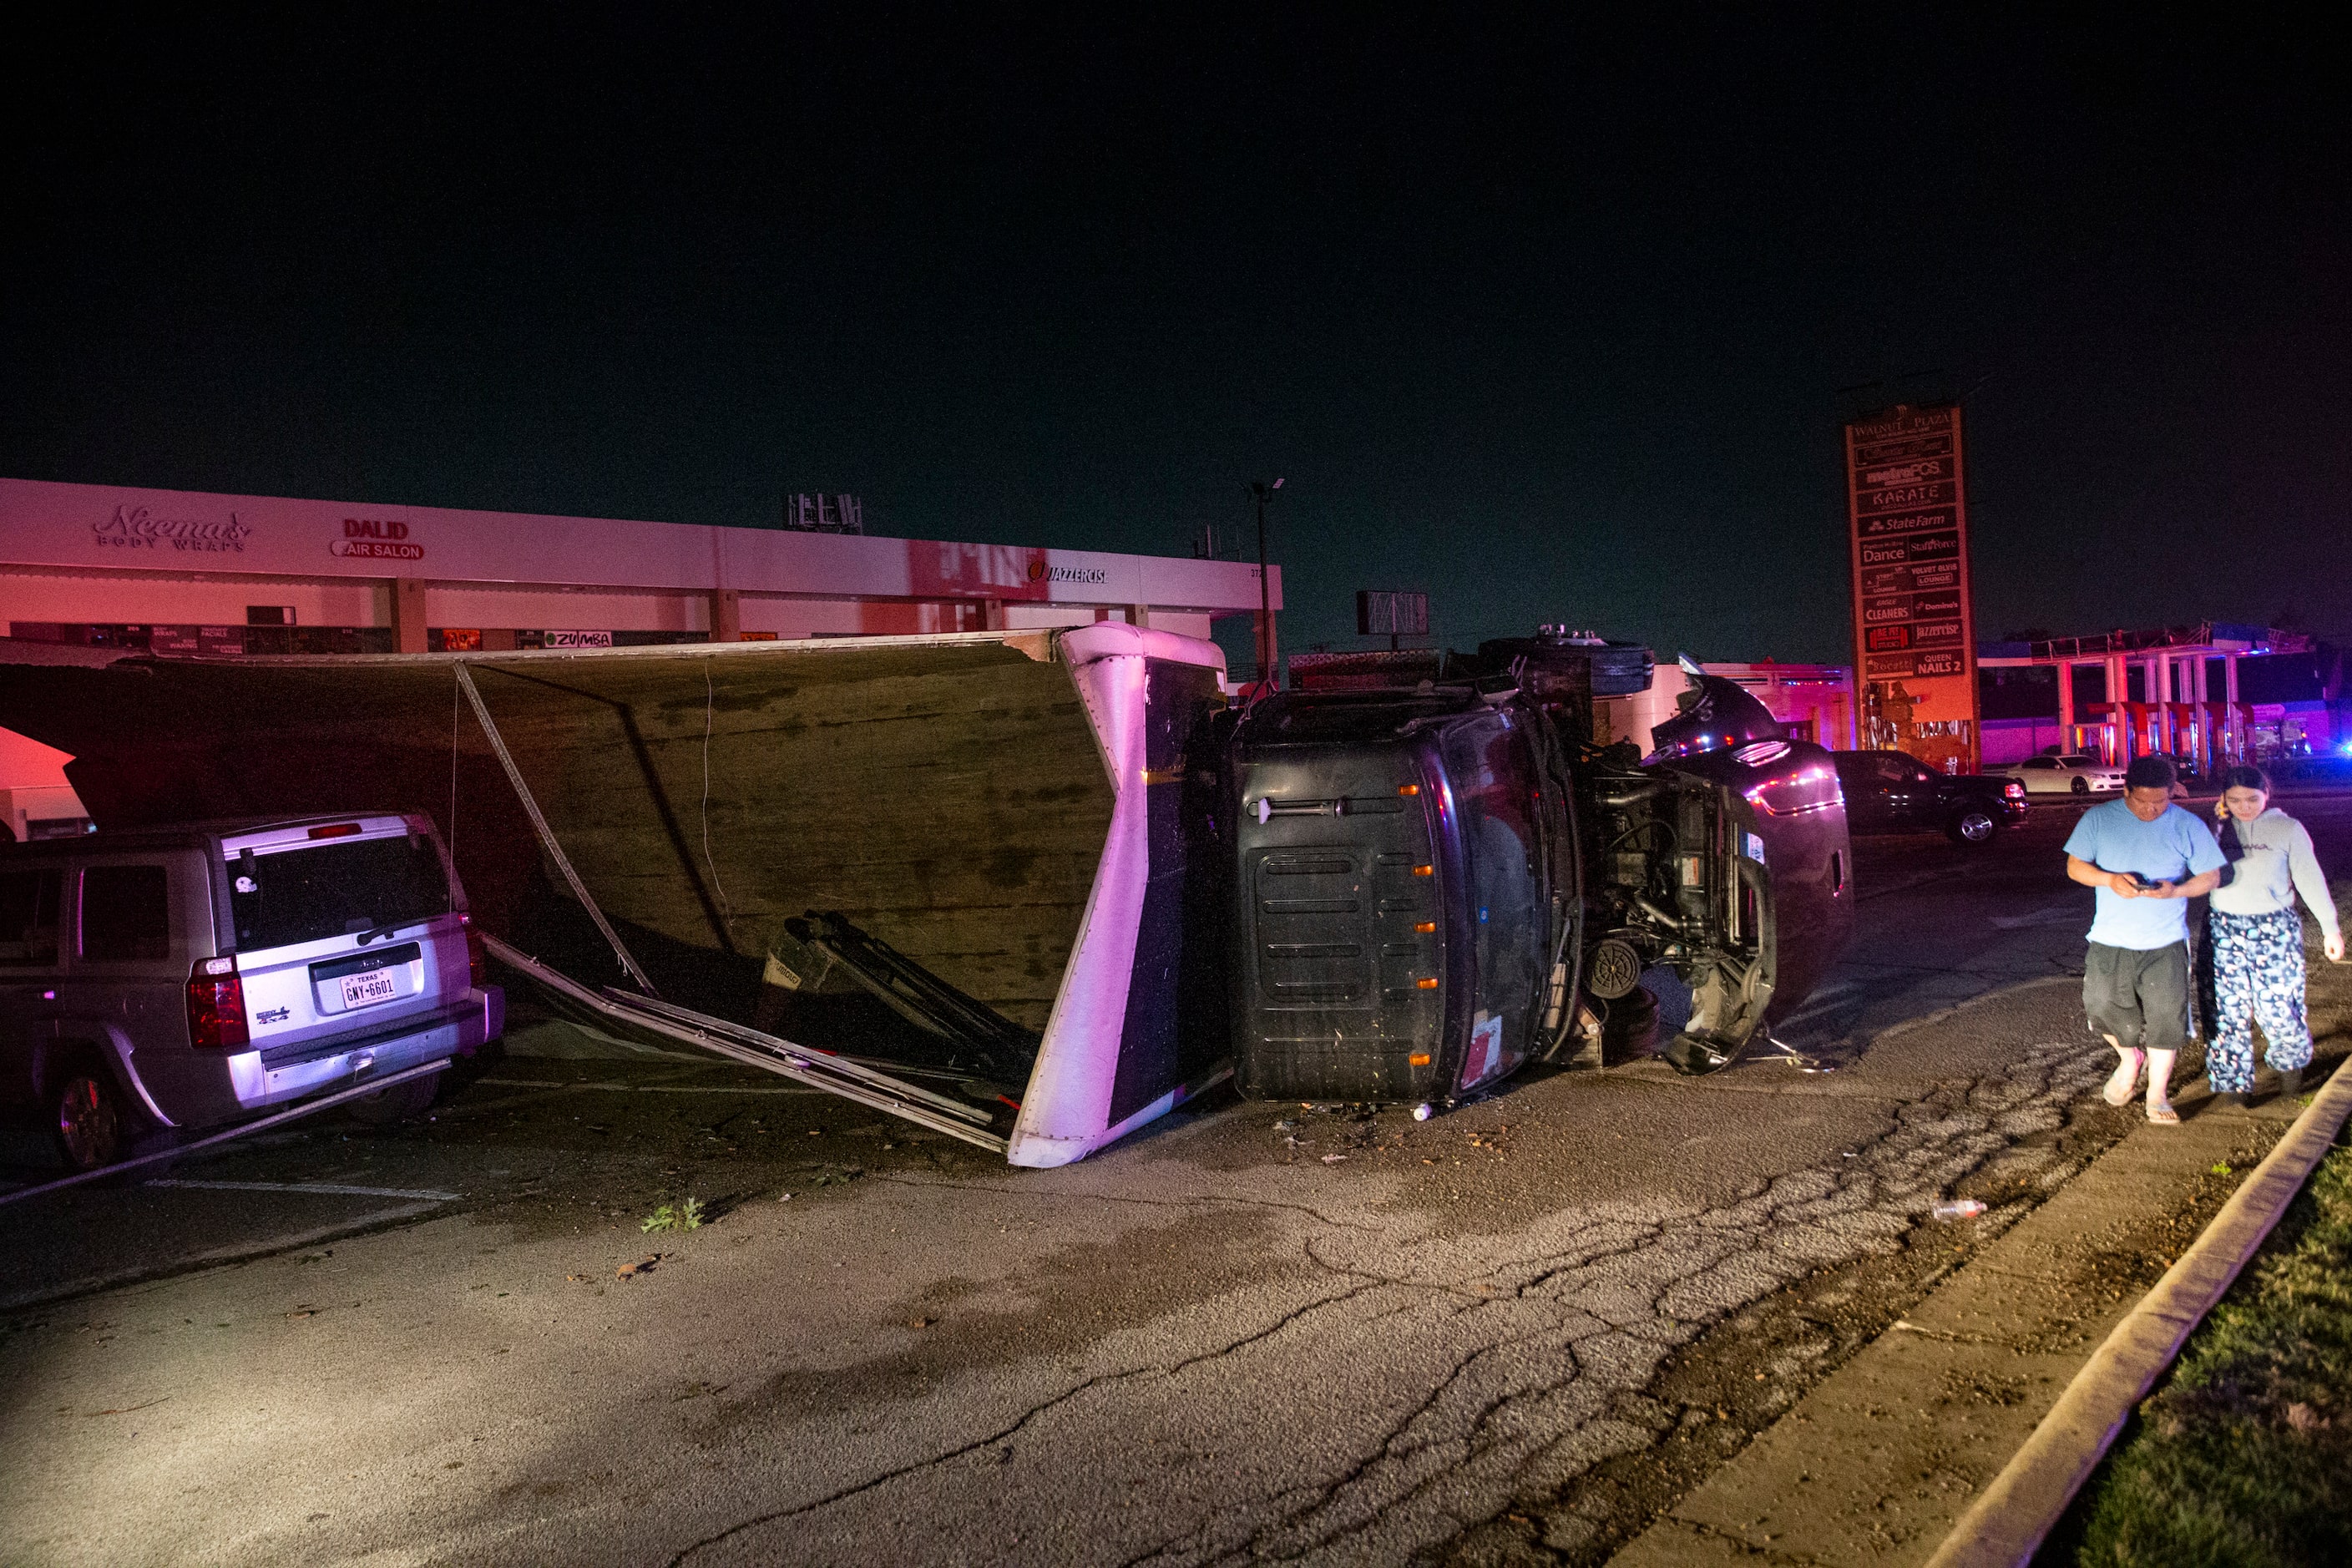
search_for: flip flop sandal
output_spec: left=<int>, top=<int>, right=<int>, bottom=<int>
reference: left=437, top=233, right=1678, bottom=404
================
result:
left=2147, top=1105, right=2181, bottom=1125
left=2102, top=1060, right=2145, bottom=1106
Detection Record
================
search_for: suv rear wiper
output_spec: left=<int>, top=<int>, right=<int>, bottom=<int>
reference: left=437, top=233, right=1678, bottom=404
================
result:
left=349, top=917, right=422, bottom=945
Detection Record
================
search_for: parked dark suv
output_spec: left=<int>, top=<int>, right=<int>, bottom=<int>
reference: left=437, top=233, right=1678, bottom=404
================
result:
left=1831, top=751, right=2029, bottom=846
left=1, top=813, right=503, bottom=1171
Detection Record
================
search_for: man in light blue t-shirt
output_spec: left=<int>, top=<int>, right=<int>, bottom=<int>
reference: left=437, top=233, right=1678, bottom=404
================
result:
left=2062, top=755, right=2224, bottom=1124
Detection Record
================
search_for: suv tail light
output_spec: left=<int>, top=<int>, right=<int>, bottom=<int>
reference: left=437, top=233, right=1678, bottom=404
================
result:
left=188, top=956, right=250, bottom=1050
left=462, top=915, right=488, bottom=989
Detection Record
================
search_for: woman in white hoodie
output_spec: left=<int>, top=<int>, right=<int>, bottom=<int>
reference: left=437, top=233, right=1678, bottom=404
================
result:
left=2205, top=764, right=2345, bottom=1106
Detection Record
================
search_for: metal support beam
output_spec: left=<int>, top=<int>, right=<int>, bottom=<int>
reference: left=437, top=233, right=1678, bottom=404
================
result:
left=482, top=933, right=1007, bottom=1153
left=2225, top=654, right=2243, bottom=761
left=453, top=662, right=660, bottom=996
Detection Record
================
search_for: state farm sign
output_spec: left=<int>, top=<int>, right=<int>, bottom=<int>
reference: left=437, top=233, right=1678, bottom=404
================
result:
left=329, top=518, right=424, bottom=562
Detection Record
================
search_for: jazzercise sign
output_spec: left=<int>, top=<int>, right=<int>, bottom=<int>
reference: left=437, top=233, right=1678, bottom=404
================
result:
left=92, top=504, right=251, bottom=554
left=330, top=518, right=424, bottom=561
left=1027, top=560, right=1108, bottom=586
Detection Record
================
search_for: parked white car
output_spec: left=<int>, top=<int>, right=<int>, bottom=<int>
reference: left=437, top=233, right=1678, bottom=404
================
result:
left=1988, top=754, right=2126, bottom=796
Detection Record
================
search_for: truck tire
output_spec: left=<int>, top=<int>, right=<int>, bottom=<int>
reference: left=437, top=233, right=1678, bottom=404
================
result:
left=1601, top=985, right=1660, bottom=1060
left=49, top=1056, right=135, bottom=1172
left=346, top=1075, right=440, bottom=1125
left=1947, top=806, right=1999, bottom=845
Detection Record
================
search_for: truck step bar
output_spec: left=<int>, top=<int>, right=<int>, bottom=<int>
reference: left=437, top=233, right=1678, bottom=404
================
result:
left=479, top=933, right=1011, bottom=1154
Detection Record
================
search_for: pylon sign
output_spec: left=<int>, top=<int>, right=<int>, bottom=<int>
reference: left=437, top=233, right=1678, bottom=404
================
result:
left=1845, top=403, right=1980, bottom=773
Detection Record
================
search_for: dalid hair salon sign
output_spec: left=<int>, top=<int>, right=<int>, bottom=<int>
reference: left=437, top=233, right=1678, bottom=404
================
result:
left=330, top=518, right=424, bottom=561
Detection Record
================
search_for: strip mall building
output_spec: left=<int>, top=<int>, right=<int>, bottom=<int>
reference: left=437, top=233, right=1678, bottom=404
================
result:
left=0, top=476, right=1277, bottom=837
left=1975, top=624, right=2343, bottom=771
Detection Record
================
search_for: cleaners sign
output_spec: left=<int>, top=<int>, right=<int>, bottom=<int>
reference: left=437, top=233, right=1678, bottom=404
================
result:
left=1845, top=404, right=1980, bottom=771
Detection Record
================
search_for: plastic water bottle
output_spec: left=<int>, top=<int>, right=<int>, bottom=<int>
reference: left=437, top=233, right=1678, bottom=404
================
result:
left=1931, top=1199, right=1987, bottom=1221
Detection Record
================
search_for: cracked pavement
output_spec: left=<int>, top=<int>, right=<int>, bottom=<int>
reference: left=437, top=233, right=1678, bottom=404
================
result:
left=4, top=797, right=2345, bottom=1565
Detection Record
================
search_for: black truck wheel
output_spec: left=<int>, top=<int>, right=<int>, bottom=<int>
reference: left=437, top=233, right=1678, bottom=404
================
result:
left=1600, top=984, right=1660, bottom=1060
left=1948, top=806, right=1999, bottom=845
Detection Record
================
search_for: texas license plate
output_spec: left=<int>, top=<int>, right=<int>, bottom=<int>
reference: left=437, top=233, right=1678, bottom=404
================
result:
left=339, top=968, right=400, bottom=1009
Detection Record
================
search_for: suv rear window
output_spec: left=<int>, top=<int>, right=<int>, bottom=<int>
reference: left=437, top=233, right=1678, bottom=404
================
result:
left=230, top=834, right=452, bottom=953
left=81, top=864, right=172, bottom=962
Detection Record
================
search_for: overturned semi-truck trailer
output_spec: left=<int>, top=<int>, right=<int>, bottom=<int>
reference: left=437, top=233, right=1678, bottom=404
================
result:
left=0, top=625, right=1854, bottom=1166
left=0, top=625, right=1234, bottom=1166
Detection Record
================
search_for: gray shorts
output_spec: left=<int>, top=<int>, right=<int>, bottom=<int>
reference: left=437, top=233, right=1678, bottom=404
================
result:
left=2084, top=940, right=2192, bottom=1053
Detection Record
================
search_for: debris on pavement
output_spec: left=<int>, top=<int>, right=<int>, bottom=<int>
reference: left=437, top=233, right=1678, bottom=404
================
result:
left=615, top=1254, right=664, bottom=1279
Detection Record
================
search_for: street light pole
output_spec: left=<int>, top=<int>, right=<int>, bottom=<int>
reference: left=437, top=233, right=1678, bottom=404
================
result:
left=1252, top=478, right=1282, bottom=690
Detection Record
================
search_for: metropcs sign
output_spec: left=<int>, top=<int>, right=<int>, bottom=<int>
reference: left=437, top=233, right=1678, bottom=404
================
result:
left=330, top=517, right=424, bottom=562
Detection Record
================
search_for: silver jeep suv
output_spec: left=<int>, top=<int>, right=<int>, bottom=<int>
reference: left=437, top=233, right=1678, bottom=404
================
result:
left=1, top=813, right=503, bottom=1171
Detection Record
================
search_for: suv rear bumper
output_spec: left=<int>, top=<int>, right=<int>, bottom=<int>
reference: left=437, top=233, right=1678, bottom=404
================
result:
left=217, top=986, right=503, bottom=1115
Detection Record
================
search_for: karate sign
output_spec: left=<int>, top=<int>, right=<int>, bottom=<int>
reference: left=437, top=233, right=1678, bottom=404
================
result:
left=1845, top=404, right=1980, bottom=772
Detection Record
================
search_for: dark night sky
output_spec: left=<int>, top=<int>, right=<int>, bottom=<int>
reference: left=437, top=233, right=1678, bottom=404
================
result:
left=7, top=11, right=2344, bottom=666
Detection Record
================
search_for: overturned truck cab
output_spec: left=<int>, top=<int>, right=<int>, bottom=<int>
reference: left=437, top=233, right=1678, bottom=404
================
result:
left=1226, top=652, right=1851, bottom=1102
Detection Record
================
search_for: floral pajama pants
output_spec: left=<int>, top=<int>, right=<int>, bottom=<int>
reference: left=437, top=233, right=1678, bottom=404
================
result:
left=2206, top=908, right=2313, bottom=1092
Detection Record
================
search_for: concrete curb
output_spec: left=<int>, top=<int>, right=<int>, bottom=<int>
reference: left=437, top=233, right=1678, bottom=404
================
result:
left=1924, top=1055, right=2352, bottom=1568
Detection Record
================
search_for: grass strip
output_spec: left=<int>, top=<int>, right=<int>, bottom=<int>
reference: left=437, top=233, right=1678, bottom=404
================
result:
left=2061, top=1140, right=2352, bottom=1565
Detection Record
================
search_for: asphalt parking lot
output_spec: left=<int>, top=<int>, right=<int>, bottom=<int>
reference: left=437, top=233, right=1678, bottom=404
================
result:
left=3, top=790, right=2346, bottom=1565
